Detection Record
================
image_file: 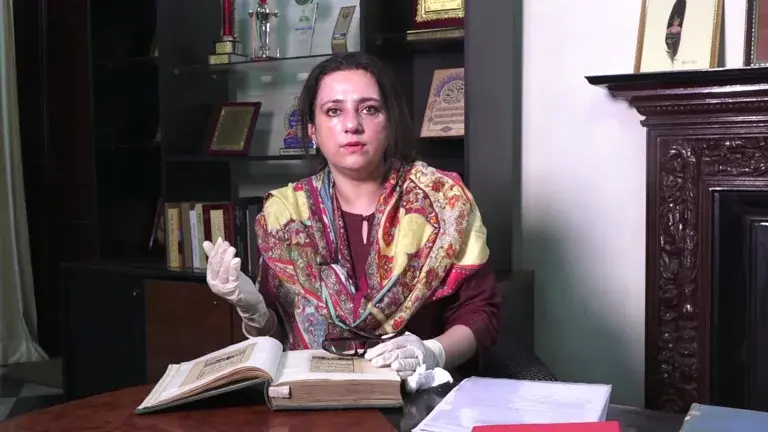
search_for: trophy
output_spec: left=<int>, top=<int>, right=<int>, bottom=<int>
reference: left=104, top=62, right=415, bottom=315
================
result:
left=331, top=6, right=356, bottom=54
left=209, top=0, right=248, bottom=64
left=249, top=0, right=280, bottom=59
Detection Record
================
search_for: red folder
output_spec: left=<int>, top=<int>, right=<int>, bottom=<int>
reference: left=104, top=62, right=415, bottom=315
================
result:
left=472, top=421, right=620, bottom=431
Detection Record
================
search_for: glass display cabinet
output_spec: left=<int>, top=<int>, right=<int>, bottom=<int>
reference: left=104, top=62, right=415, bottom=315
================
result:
left=156, top=0, right=466, bottom=205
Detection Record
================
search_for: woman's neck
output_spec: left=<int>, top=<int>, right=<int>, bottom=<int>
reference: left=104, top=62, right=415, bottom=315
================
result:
left=333, top=172, right=383, bottom=215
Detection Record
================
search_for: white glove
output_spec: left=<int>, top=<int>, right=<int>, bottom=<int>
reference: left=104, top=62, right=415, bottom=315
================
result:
left=364, top=332, right=446, bottom=378
left=403, top=364, right=453, bottom=393
left=203, top=238, right=269, bottom=328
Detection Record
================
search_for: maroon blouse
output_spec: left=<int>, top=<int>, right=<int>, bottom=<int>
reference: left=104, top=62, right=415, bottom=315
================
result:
left=258, top=210, right=501, bottom=376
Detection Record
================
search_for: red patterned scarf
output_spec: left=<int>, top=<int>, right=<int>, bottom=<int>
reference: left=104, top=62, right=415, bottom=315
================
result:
left=255, top=161, right=489, bottom=349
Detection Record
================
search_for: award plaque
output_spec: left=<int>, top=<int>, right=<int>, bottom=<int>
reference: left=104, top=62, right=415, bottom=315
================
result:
left=208, top=0, right=248, bottom=65
left=205, top=102, right=262, bottom=155
left=289, top=0, right=319, bottom=57
left=408, top=0, right=464, bottom=41
left=420, top=68, right=464, bottom=138
left=331, top=6, right=356, bottom=54
left=280, top=96, right=316, bottom=155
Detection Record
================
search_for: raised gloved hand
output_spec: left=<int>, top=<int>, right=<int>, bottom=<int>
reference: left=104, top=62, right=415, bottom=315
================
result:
left=364, top=332, right=446, bottom=378
left=203, top=238, right=269, bottom=328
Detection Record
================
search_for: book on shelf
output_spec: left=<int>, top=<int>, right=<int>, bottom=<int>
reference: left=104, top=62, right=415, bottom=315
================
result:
left=135, top=337, right=403, bottom=414
left=163, top=197, right=264, bottom=274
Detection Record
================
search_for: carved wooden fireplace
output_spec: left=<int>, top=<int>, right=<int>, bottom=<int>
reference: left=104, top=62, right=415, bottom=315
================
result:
left=587, top=68, right=768, bottom=414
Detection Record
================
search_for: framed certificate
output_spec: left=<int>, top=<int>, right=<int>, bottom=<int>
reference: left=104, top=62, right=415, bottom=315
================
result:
left=412, top=0, right=464, bottom=30
left=205, top=102, right=262, bottom=155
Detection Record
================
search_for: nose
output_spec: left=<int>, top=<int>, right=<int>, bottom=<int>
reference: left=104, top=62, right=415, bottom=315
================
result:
left=342, top=109, right=363, bottom=134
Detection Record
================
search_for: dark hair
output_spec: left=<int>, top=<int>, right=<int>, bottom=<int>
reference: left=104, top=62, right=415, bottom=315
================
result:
left=298, top=52, right=417, bottom=175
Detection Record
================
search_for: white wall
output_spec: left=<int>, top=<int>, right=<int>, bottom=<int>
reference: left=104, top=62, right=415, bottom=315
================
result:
left=521, top=0, right=746, bottom=407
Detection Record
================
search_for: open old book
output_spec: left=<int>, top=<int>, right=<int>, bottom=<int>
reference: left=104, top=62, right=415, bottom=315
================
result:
left=135, top=337, right=403, bottom=413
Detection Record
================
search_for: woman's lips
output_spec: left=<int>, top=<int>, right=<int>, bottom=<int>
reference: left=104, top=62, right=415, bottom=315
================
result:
left=342, top=141, right=366, bottom=152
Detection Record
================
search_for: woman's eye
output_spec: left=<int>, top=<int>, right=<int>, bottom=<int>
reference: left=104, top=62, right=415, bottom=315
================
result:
left=327, top=108, right=340, bottom=116
left=362, top=106, right=379, bottom=115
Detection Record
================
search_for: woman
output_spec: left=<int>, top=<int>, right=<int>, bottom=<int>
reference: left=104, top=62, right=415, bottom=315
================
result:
left=203, top=52, right=499, bottom=381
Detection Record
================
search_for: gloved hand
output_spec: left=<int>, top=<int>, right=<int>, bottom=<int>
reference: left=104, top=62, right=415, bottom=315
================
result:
left=364, top=332, right=446, bottom=378
left=203, top=238, right=269, bottom=328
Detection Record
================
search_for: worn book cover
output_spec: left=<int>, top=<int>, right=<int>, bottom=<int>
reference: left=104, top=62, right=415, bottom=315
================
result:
left=135, top=337, right=403, bottom=414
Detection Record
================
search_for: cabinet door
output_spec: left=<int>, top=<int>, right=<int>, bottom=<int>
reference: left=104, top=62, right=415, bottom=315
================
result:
left=61, top=265, right=146, bottom=400
left=144, top=279, right=234, bottom=382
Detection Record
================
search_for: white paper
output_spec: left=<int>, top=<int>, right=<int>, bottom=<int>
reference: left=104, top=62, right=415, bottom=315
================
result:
left=414, top=377, right=612, bottom=432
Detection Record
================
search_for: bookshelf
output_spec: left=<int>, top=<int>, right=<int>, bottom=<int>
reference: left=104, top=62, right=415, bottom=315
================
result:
left=53, top=0, right=522, bottom=400
left=90, top=0, right=162, bottom=263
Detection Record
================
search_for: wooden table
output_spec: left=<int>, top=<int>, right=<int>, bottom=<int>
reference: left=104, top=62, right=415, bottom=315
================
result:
left=0, top=384, right=397, bottom=432
left=0, top=382, right=685, bottom=431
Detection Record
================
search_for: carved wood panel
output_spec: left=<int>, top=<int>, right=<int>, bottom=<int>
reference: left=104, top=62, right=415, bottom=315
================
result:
left=587, top=67, right=768, bottom=414
left=649, top=136, right=768, bottom=412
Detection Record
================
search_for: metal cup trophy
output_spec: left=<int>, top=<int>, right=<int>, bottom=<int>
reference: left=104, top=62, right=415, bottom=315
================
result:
left=248, top=0, right=279, bottom=59
left=209, top=0, right=248, bottom=64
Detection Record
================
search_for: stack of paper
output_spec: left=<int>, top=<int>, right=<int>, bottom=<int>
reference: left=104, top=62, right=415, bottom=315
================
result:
left=472, top=423, right=620, bottom=431
left=414, top=377, right=612, bottom=432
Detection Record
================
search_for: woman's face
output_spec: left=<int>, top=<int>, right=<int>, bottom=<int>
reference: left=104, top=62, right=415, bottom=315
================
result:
left=308, top=70, right=388, bottom=178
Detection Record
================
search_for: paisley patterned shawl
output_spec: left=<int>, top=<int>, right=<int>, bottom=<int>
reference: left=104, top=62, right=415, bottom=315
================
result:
left=255, top=161, right=489, bottom=349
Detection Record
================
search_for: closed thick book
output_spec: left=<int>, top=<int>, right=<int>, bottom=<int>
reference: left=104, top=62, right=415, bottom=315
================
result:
left=134, top=337, right=403, bottom=414
left=680, top=403, right=768, bottom=431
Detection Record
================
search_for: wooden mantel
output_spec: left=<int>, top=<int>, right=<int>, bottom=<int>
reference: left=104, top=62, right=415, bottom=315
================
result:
left=587, top=67, right=768, bottom=121
left=586, top=67, right=768, bottom=414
